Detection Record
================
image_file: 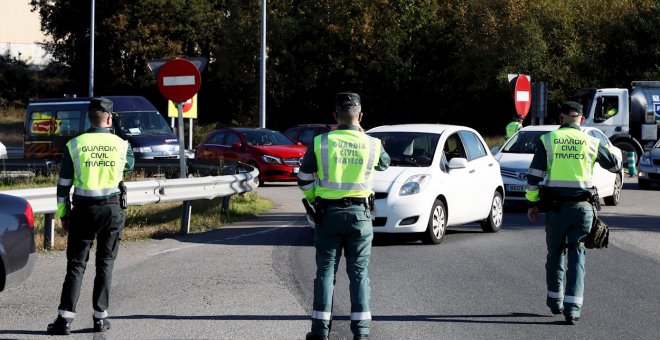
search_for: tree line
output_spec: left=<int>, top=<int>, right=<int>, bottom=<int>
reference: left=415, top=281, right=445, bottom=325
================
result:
left=6, top=0, right=660, bottom=134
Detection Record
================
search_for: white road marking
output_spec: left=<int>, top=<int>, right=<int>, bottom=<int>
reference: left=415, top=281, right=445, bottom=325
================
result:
left=147, top=226, right=285, bottom=256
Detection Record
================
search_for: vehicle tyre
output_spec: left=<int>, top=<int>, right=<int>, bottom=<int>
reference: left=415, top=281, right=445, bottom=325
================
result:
left=480, top=191, right=503, bottom=232
left=638, top=179, right=651, bottom=190
left=604, top=174, right=622, bottom=206
left=422, top=199, right=447, bottom=245
left=613, top=140, right=640, bottom=166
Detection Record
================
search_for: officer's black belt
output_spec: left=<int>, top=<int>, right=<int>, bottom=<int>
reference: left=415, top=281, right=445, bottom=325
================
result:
left=316, top=197, right=368, bottom=207
left=73, top=195, right=120, bottom=207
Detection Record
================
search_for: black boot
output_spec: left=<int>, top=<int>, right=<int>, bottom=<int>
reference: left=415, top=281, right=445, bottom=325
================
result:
left=564, top=315, right=580, bottom=325
left=46, top=316, right=72, bottom=335
left=93, top=317, right=111, bottom=332
left=306, top=331, right=328, bottom=340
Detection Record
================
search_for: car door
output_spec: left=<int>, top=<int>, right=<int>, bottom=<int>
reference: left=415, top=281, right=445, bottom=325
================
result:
left=438, top=132, right=474, bottom=224
left=222, top=131, right=247, bottom=163
left=199, top=131, right=226, bottom=160
left=459, top=130, right=496, bottom=219
left=587, top=128, right=616, bottom=196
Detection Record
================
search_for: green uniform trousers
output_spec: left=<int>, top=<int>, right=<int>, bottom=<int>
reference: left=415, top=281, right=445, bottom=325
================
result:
left=59, top=201, right=124, bottom=317
left=544, top=201, right=593, bottom=318
left=311, top=204, right=373, bottom=337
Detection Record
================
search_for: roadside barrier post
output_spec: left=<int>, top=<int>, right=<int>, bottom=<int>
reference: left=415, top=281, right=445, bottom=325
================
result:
left=44, top=213, right=55, bottom=249
left=627, top=151, right=637, bottom=177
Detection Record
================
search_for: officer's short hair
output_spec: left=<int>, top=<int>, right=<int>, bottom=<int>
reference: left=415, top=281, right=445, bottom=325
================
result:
left=335, top=92, right=361, bottom=119
left=561, top=101, right=583, bottom=117
left=89, top=98, right=113, bottom=126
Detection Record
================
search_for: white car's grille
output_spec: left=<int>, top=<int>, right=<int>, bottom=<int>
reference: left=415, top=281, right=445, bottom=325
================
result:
left=500, top=168, right=531, bottom=181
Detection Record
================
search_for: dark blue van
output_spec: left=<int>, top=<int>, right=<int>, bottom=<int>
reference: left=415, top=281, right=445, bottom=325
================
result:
left=24, top=96, right=179, bottom=159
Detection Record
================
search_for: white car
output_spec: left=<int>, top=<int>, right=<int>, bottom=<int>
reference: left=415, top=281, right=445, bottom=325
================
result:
left=308, top=124, right=505, bottom=245
left=0, top=141, right=7, bottom=159
left=493, top=125, right=623, bottom=205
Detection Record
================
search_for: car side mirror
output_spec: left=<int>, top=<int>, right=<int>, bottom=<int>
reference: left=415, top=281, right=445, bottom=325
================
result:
left=490, top=145, right=501, bottom=154
left=297, top=141, right=303, bottom=146
left=447, top=157, right=468, bottom=169
left=231, top=142, right=242, bottom=148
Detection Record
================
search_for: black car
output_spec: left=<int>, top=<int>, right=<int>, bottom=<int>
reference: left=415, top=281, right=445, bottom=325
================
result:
left=284, top=124, right=337, bottom=146
left=0, top=193, right=37, bottom=292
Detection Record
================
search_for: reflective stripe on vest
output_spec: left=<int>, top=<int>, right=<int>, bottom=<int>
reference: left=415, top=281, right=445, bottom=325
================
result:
left=313, top=130, right=379, bottom=199
left=67, top=133, right=127, bottom=198
left=541, top=129, right=598, bottom=190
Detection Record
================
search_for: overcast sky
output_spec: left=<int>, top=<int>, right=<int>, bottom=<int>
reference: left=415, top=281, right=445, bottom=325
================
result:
left=0, top=0, right=46, bottom=43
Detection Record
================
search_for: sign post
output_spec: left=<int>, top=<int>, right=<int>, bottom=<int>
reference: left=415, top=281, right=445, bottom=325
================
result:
left=154, top=58, right=201, bottom=235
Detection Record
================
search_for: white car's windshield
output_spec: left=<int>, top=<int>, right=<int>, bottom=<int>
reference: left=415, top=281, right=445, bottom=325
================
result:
left=368, top=132, right=440, bottom=167
left=502, top=131, right=546, bottom=154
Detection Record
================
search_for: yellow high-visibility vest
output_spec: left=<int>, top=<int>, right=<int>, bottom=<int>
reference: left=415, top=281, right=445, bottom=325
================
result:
left=313, top=130, right=380, bottom=199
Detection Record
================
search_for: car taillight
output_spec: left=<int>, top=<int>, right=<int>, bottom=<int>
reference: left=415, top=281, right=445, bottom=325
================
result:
left=24, top=201, right=35, bottom=228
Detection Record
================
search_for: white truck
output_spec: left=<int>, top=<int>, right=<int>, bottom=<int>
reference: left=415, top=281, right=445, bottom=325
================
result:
left=574, top=81, right=660, bottom=161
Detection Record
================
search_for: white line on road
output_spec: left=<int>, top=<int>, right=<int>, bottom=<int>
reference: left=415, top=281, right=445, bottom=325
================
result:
left=146, top=226, right=285, bottom=256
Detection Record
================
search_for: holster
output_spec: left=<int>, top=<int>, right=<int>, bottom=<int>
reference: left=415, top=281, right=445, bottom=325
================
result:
left=302, top=198, right=323, bottom=225
left=119, top=181, right=128, bottom=209
left=588, top=186, right=601, bottom=211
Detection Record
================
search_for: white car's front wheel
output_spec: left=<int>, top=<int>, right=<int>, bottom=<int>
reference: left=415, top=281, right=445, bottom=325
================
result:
left=480, top=191, right=503, bottom=232
left=604, top=174, right=622, bottom=206
left=422, top=199, right=447, bottom=244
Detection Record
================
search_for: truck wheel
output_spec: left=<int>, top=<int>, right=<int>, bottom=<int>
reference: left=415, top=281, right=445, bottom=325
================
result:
left=613, top=140, right=640, bottom=166
left=604, top=174, right=622, bottom=206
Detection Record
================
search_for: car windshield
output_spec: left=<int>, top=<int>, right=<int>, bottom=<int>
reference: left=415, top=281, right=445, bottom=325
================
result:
left=117, top=111, right=173, bottom=136
left=368, top=131, right=439, bottom=167
left=242, top=130, right=296, bottom=146
left=501, top=131, right=546, bottom=154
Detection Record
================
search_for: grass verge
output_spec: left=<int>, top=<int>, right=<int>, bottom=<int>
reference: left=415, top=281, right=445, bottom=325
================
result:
left=35, top=192, right=273, bottom=251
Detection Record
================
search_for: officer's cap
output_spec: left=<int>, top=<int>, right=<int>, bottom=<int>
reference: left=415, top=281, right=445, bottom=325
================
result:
left=90, top=97, right=113, bottom=113
left=335, top=92, right=361, bottom=112
left=561, top=101, right=583, bottom=117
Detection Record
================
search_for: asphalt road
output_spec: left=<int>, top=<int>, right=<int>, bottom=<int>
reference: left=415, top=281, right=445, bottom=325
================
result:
left=0, top=177, right=658, bottom=339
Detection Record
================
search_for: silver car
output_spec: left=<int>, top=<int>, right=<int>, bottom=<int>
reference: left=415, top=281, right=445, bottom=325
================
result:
left=638, top=138, right=660, bottom=189
left=493, top=125, right=623, bottom=206
left=0, top=193, right=37, bottom=292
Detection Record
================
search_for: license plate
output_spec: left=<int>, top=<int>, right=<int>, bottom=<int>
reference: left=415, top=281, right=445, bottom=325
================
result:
left=293, top=167, right=299, bottom=174
left=506, top=184, right=526, bottom=192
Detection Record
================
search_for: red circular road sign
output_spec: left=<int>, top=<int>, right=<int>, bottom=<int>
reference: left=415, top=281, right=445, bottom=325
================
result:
left=514, top=74, right=532, bottom=117
left=157, top=58, right=201, bottom=103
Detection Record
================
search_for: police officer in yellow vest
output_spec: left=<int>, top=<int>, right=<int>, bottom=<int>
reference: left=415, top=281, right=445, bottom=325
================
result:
left=47, top=98, right=134, bottom=335
left=505, top=114, right=524, bottom=139
left=298, top=92, right=389, bottom=340
left=526, top=101, right=621, bottom=325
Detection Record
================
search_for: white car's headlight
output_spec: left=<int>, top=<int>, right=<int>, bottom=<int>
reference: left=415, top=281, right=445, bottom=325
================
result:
left=399, top=174, right=431, bottom=196
left=262, top=155, right=282, bottom=164
left=639, top=155, right=651, bottom=166
left=133, top=146, right=152, bottom=153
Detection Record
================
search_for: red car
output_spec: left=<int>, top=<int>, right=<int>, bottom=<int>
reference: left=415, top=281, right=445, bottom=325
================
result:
left=284, top=124, right=338, bottom=147
left=195, top=127, right=307, bottom=185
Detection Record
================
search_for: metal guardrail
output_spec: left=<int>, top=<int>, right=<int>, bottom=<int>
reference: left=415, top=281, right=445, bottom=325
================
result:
left=0, top=162, right=259, bottom=248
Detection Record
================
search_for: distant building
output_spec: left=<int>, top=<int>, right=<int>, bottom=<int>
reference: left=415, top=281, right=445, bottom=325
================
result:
left=1, top=0, right=52, bottom=67
left=1, top=42, right=52, bottom=67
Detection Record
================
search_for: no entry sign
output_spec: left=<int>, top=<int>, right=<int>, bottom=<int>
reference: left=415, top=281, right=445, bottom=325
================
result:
left=157, top=58, right=201, bottom=103
left=514, top=74, right=532, bottom=118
